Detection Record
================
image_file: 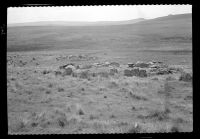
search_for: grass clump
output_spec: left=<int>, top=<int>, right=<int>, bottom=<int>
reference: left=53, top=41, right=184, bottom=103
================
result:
left=127, top=123, right=142, bottom=133
left=147, top=110, right=169, bottom=121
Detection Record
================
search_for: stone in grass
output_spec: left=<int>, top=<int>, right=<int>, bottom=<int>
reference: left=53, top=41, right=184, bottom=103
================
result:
left=131, top=68, right=140, bottom=76
left=128, top=63, right=135, bottom=68
left=135, top=61, right=150, bottom=68
left=62, top=68, right=73, bottom=76
left=109, top=68, right=118, bottom=76
left=110, top=62, right=120, bottom=67
left=156, top=68, right=172, bottom=75
left=138, top=69, right=147, bottom=77
left=179, top=72, right=192, bottom=82
left=59, top=63, right=75, bottom=69
left=79, top=70, right=90, bottom=79
left=124, top=69, right=133, bottom=77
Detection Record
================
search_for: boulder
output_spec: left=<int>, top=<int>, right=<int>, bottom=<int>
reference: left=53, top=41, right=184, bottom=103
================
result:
left=103, top=61, right=110, bottom=67
left=66, top=65, right=76, bottom=71
left=179, top=72, right=192, bottom=82
left=109, top=68, right=118, bottom=75
left=156, top=68, right=171, bottom=75
left=135, top=61, right=149, bottom=68
left=149, top=64, right=160, bottom=69
left=59, top=63, right=75, bottom=70
left=124, top=69, right=133, bottom=77
left=131, top=68, right=140, bottom=76
left=138, top=69, right=147, bottom=77
left=128, top=63, right=135, bottom=68
left=147, top=61, right=154, bottom=65
left=63, top=67, right=73, bottom=76
left=110, top=62, right=120, bottom=67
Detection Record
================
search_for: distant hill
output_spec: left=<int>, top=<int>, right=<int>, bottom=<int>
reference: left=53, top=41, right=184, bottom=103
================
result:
left=134, top=13, right=191, bottom=25
left=8, top=18, right=146, bottom=27
left=7, top=13, right=192, bottom=52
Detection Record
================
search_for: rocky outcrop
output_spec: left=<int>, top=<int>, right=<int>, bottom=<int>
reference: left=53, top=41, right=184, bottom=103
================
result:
left=124, top=68, right=147, bottom=77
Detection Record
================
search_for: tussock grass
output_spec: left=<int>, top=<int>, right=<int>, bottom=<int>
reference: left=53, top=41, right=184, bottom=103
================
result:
left=127, top=123, right=143, bottom=133
left=170, top=125, right=180, bottom=132
left=147, top=110, right=169, bottom=121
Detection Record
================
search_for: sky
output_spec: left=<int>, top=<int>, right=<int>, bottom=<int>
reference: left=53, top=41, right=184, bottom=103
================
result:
left=7, top=5, right=192, bottom=24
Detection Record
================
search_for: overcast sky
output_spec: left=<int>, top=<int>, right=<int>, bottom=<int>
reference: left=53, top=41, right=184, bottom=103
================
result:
left=8, top=5, right=192, bottom=24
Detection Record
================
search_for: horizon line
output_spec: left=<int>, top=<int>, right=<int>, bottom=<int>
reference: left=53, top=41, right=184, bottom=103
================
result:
left=7, top=13, right=191, bottom=25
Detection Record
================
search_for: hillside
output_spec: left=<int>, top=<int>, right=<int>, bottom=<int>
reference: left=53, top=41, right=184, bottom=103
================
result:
left=7, top=18, right=146, bottom=27
left=7, top=13, right=192, bottom=52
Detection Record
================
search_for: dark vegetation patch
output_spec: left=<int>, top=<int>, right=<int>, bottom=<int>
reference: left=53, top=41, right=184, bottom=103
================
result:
left=129, top=92, right=148, bottom=101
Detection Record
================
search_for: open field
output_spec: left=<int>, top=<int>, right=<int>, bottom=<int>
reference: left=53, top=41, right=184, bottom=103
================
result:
left=7, top=13, right=192, bottom=134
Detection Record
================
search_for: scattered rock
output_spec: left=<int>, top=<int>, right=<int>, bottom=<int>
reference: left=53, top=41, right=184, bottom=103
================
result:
left=128, top=63, right=135, bottom=68
left=59, top=63, right=75, bottom=70
left=138, top=69, right=147, bottom=77
left=124, top=68, right=147, bottom=77
left=109, top=68, right=118, bottom=75
left=110, top=62, right=120, bottom=67
left=156, top=68, right=172, bottom=75
left=102, top=61, right=110, bottom=67
left=63, top=68, right=73, bottom=76
left=131, top=68, right=140, bottom=76
left=124, top=69, right=133, bottom=77
left=135, top=61, right=150, bottom=68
